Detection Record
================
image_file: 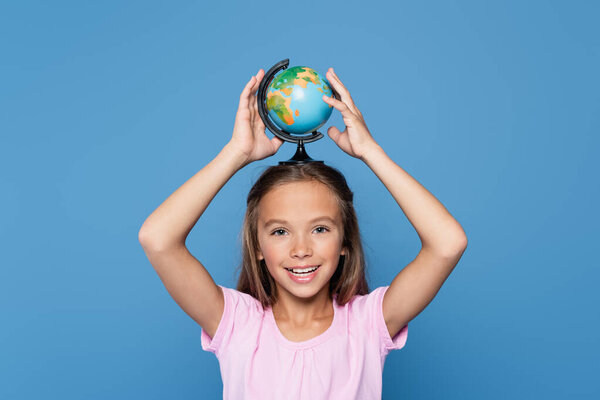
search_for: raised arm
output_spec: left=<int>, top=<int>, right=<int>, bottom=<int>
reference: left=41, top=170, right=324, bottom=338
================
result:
left=360, top=145, right=467, bottom=337
left=138, top=69, right=283, bottom=338
left=138, top=145, right=247, bottom=338
left=323, top=68, right=467, bottom=339
left=139, top=68, right=282, bottom=250
left=139, top=144, right=247, bottom=250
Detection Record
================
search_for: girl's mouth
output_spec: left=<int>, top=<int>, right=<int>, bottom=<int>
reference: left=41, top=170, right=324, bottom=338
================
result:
left=285, top=265, right=320, bottom=283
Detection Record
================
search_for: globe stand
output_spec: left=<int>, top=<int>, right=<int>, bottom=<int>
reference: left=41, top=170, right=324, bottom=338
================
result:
left=256, top=58, right=340, bottom=165
left=279, top=140, right=322, bottom=165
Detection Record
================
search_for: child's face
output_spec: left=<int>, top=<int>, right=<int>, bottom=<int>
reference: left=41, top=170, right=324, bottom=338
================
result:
left=256, top=180, right=346, bottom=300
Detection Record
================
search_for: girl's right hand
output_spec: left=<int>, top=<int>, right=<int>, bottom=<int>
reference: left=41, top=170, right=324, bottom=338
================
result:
left=226, top=69, right=284, bottom=166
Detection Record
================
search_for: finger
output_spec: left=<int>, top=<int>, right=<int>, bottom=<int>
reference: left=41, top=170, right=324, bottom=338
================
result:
left=250, top=93, right=257, bottom=125
left=326, top=69, right=360, bottom=115
left=250, top=69, right=265, bottom=96
left=322, top=94, right=356, bottom=119
left=250, top=70, right=265, bottom=128
left=326, top=69, right=351, bottom=100
left=239, top=76, right=256, bottom=110
left=244, top=69, right=264, bottom=104
left=252, top=98, right=264, bottom=132
left=330, top=71, right=360, bottom=116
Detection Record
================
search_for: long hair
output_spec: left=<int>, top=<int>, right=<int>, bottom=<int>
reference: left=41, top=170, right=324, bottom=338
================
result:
left=235, top=162, right=369, bottom=309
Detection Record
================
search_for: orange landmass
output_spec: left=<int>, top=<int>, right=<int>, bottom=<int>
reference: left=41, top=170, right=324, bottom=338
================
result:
left=266, top=90, right=295, bottom=125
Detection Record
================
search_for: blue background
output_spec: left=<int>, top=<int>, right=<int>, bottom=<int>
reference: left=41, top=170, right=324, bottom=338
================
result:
left=1, top=1, right=598, bottom=398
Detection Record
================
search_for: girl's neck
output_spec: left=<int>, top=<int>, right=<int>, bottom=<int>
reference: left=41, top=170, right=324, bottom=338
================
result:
left=271, top=286, right=334, bottom=327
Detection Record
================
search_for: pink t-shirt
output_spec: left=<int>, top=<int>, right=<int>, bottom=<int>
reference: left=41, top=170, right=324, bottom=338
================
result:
left=200, top=285, right=409, bottom=400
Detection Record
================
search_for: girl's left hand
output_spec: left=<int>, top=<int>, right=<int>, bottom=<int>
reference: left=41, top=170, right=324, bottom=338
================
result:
left=322, top=68, right=380, bottom=160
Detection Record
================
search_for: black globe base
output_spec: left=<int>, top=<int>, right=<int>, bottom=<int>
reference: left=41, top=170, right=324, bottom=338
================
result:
left=279, top=140, right=323, bottom=165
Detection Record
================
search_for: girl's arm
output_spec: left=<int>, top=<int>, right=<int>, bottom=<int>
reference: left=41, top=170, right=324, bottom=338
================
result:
left=139, top=144, right=246, bottom=250
left=138, top=69, right=282, bottom=338
left=138, top=146, right=245, bottom=339
left=361, top=145, right=467, bottom=253
left=323, top=68, right=467, bottom=339
left=139, top=69, right=282, bottom=250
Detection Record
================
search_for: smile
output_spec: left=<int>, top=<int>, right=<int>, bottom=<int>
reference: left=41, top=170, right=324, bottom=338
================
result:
left=285, top=265, right=320, bottom=283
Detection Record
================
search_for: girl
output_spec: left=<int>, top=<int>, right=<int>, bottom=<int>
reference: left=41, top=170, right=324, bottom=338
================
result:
left=139, top=68, right=468, bottom=399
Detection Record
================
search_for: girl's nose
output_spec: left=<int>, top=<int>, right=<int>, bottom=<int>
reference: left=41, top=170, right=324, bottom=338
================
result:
left=291, top=235, right=312, bottom=258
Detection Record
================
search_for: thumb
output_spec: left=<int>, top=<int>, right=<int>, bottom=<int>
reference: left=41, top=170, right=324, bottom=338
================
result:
left=327, top=126, right=342, bottom=144
left=271, top=136, right=284, bottom=152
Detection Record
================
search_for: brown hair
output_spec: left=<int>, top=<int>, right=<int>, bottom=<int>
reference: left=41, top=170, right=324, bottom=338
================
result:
left=235, top=163, right=370, bottom=309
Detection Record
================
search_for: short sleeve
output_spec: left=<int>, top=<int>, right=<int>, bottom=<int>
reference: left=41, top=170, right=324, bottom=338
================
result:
left=369, top=286, right=409, bottom=355
left=200, top=285, right=263, bottom=357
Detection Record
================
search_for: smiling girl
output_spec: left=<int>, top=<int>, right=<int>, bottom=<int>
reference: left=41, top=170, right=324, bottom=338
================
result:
left=139, top=67, right=467, bottom=399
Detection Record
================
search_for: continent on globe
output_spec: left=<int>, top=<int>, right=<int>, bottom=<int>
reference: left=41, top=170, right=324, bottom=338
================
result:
left=265, top=66, right=334, bottom=135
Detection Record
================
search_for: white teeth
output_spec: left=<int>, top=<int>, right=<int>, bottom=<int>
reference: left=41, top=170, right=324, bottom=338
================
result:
left=290, top=266, right=318, bottom=274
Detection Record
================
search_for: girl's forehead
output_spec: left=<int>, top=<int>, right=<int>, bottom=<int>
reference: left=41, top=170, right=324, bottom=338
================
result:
left=258, top=181, right=341, bottom=219
left=262, top=181, right=336, bottom=202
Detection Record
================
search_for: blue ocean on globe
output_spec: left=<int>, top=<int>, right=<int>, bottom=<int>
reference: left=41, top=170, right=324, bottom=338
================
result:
left=265, top=66, right=334, bottom=135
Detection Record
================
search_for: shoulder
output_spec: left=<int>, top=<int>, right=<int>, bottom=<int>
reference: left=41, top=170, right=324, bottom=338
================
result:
left=346, top=287, right=388, bottom=310
left=220, top=285, right=265, bottom=316
left=346, top=286, right=409, bottom=353
left=201, top=286, right=265, bottom=355
left=339, top=286, right=388, bottom=324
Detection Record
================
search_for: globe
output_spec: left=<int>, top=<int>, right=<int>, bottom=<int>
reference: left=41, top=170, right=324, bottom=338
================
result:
left=265, top=66, right=334, bottom=135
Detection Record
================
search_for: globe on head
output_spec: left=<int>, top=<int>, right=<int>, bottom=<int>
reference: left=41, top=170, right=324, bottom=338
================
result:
left=265, top=66, right=334, bottom=136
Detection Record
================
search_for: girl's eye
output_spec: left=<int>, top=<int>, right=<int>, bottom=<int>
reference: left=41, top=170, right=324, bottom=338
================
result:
left=270, top=226, right=329, bottom=236
left=314, top=226, right=330, bottom=234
